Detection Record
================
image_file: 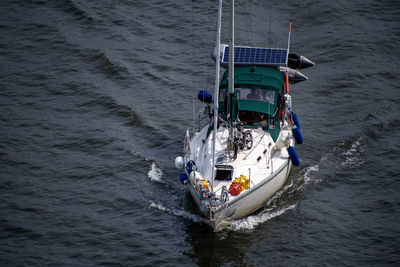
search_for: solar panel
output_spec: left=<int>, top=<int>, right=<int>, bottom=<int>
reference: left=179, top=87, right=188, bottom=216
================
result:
left=219, top=44, right=288, bottom=67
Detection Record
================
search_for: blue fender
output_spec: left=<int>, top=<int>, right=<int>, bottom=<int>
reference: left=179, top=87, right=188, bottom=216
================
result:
left=288, top=146, right=300, bottom=166
left=179, top=173, right=188, bottom=184
left=292, top=113, right=301, bottom=129
left=293, top=126, right=303, bottom=144
left=197, top=90, right=213, bottom=104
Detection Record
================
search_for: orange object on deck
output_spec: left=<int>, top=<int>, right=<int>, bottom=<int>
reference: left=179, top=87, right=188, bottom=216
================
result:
left=229, top=182, right=242, bottom=196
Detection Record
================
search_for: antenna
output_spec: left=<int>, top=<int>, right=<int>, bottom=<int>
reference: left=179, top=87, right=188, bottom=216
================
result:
left=286, top=20, right=292, bottom=66
left=285, top=20, right=292, bottom=94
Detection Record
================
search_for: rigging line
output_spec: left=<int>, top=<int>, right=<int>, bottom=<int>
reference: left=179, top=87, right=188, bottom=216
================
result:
left=199, top=1, right=210, bottom=97
left=202, top=1, right=210, bottom=94
left=248, top=0, right=253, bottom=46
left=191, top=0, right=195, bottom=133
left=269, top=0, right=272, bottom=46
left=245, top=1, right=249, bottom=45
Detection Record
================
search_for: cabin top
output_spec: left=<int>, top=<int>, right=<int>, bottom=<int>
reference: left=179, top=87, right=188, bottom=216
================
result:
left=218, top=66, right=284, bottom=141
left=219, top=65, right=284, bottom=91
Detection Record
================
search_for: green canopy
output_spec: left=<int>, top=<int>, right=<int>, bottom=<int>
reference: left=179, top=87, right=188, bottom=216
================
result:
left=237, top=100, right=276, bottom=115
left=220, top=66, right=284, bottom=91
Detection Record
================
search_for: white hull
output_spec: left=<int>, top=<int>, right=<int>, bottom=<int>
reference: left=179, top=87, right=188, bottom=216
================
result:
left=184, top=124, right=294, bottom=230
left=188, top=159, right=291, bottom=230
left=211, top=160, right=291, bottom=230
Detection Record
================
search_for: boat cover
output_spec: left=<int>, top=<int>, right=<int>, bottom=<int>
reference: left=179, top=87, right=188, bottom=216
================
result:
left=220, top=66, right=283, bottom=91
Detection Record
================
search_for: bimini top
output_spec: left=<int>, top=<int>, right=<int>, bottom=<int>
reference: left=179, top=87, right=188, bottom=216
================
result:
left=220, top=65, right=284, bottom=91
left=218, top=44, right=288, bottom=67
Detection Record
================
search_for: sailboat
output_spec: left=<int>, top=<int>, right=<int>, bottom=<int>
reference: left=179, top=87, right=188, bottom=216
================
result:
left=175, top=0, right=314, bottom=231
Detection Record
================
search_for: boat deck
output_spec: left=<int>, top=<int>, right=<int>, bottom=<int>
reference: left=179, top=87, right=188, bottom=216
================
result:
left=211, top=128, right=291, bottom=200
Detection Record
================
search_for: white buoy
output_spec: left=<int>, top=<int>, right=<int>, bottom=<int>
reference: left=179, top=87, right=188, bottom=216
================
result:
left=174, top=156, right=184, bottom=169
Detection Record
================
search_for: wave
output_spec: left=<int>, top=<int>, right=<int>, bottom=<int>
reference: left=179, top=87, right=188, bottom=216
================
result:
left=150, top=183, right=298, bottom=232
left=130, top=149, right=152, bottom=162
left=129, top=150, right=165, bottom=184
left=147, top=162, right=164, bottom=183
left=149, top=201, right=205, bottom=224
left=150, top=200, right=295, bottom=232
left=332, top=135, right=367, bottom=170
left=82, top=96, right=151, bottom=129
left=340, top=136, right=367, bottom=168
left=81, top=95, right=172, bottom=151
left=89, top=52, right=126, bottom=78
left=302, top=163, right=321, bottom=184
left=55, top=0, right=99, bottom=24
left=220, top=204, right=296, bottom=231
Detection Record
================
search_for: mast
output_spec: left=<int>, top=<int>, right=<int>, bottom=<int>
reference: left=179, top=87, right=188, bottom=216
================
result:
left=211, top=0, right=223, bottom=190
left=226, top=0, right=235, bottom=151
left=228, top=0, right=235, bottom=121
left=228, top=0, right=235, bottom=95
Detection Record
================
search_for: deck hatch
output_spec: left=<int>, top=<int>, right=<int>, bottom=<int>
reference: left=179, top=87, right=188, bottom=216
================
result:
left=215, top=165, right=233, bottom=181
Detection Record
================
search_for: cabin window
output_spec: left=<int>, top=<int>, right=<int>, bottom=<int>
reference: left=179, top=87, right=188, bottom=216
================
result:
left=236, top=88, right=275, bottom=104
left=215, top=167, right=232, bottom=181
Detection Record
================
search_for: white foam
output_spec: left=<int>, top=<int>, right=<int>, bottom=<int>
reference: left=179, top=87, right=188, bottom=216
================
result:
left=149, top=201, right=204, bottom=223
left=303, top=163, right=320, bottom=184
left=130, top=149, right=151, bottom=161
left=150, top=201, right=295, bottom=231
left=222, top=204, right=296, bottom=231
left=147, top=162, right=164, bottom=183
left=341, top=136, right=366, bottom=168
